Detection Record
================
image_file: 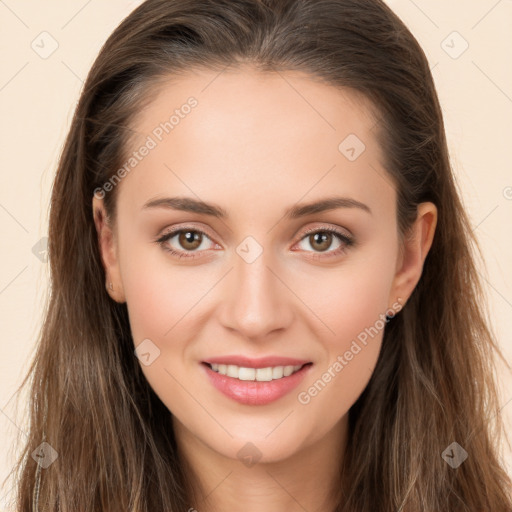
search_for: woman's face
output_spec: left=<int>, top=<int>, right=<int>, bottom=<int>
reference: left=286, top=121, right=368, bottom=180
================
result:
left=94, top=67, right=436, bottom=464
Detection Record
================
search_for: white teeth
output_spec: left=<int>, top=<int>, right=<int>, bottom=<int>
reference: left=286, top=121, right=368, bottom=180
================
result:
left=238, top=367, right=256, bottom=381
left=226, top=365, right=238, bottom=378
left=283, top=365, right=295, bottom=377
left=272, top=366, right=284, bottom=379
left=209, top=363, right=304, bottom=381
left=256, top=367, right=273, bottom=381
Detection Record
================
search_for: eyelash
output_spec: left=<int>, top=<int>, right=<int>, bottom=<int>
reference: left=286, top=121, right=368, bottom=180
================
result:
left=154, top=225, right=354, bottom=260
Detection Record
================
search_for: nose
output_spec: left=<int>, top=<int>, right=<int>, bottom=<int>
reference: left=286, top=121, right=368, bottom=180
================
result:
left=217, top=248, right=294, bottom=341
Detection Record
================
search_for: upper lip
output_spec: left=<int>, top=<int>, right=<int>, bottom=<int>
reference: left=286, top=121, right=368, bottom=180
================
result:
left=203, top=355, right=312, bottom=369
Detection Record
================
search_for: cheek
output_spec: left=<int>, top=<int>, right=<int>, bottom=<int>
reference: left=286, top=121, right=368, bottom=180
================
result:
left=122, top=263, right=174, bottom=344
left=119, top=237, right=208, bottom=345
left=293, top=245, right=397, bottom=420
left=304, top=253, right=395, bottom=349
left=119, top=250, right=208, bottom=413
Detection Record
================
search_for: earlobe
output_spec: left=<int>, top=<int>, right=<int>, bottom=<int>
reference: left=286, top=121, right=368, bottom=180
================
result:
left=389, top=202, right=438, bottom=307
left=92, top=196, right=126, bottom=303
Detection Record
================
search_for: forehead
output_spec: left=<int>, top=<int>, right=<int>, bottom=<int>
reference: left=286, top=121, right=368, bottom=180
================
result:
left=131, top=66, right=379, bottom=151
left=119, top=66, right=394, bottom=221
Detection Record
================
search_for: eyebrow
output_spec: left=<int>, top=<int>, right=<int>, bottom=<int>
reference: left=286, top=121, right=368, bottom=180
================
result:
left=142, top=195, right=372, bottom=218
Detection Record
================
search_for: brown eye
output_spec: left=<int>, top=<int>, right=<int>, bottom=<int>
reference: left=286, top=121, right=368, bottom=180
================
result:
left=156, top=225, right=354, bottom=261
left=156, top=228, right=216, bottom=258
left=178, top=230, right=202, bottom=251
left=308, top=232, right=333, bottom=252
left=295, top=226, right=354, bottom=259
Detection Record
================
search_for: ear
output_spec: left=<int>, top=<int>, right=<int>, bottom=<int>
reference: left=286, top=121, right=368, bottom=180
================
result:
left=92, top=196, right=126, bottom=303
left=388, top=202, right=437, bottom=308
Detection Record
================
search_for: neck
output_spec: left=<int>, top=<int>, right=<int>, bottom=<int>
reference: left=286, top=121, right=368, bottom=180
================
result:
left=174, top=415, right=349, bottom=512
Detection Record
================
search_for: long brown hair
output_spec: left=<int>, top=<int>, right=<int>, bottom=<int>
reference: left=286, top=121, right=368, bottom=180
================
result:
left=7, top=0, right=512, bottom=510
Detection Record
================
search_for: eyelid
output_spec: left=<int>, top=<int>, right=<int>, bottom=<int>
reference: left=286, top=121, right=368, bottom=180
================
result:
left=156, top=222, right=219, bottom=245
left=297, top=223, right=352, bottom=241
left=156, top=222, right=352, bottom=242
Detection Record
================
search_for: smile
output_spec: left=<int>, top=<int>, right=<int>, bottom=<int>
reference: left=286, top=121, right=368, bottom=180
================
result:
left=201, top=362, right=313, bottom=405
left=207, top=362, right=306, bottom=381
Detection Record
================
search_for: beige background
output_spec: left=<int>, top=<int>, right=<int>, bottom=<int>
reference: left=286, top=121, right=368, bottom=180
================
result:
left=1, top=0, right=511, bottom=508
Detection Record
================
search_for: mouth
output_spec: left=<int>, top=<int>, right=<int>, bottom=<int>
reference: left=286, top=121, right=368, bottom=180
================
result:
left=201, top=361, right=314, bottom=405
left=202, top=361, right=313, bottom=382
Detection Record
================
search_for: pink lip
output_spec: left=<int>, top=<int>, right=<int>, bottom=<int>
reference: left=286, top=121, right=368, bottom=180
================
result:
left=201, top=362, right=313, bottom=406
left=203, top=355, right=311, bottom=369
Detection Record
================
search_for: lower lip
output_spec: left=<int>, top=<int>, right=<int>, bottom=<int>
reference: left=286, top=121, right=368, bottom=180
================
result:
left=201, top=362, right=313, bottom=405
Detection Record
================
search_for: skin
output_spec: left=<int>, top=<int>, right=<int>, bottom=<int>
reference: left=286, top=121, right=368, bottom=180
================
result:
left=93, top=66, right=437, bottom=512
